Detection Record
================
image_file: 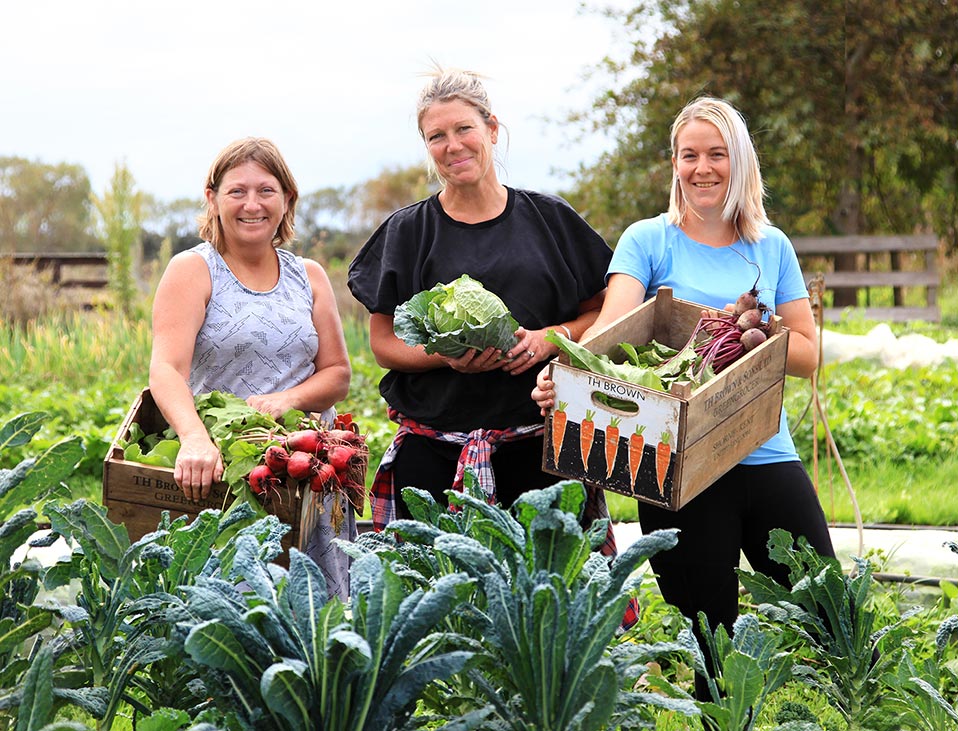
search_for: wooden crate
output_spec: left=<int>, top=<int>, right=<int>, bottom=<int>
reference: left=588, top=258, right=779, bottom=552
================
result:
left=542, top=288, right=789, bottom=510
left=102, top=388, right=301, bottom=558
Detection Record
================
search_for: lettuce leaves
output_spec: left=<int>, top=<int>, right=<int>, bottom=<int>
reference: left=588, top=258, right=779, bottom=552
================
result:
left=545, top=330, right=712, bottom=392
left=393, top=274, right=520, bottom=357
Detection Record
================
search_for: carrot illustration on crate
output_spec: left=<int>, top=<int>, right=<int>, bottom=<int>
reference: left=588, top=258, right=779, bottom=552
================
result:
left=604, top=417, right=621, bottom=479
left=629, top=424, right=645, bottom=487
left=580, top=409, right=596, bottom=471
left=551, top=401, right=568, bottom=463
left=655, top=430, right=672, bottom=496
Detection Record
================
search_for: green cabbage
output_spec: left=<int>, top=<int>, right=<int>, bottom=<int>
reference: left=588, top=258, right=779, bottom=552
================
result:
left=393, top=274, right=520, bottom=357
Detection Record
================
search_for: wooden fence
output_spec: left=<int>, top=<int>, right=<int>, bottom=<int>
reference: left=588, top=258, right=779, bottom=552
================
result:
left=791, top=235, right=940, bottom=322
left=2, top=252, right=109, bottom=288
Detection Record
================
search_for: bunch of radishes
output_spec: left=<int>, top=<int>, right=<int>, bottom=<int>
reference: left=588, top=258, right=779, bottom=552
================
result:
left=691, top=288, right=772, bottom=375
left=247, top=419, right=368, bottom=515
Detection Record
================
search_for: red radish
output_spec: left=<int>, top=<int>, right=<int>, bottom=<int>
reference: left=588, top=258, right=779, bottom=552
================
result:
left=326, top=428, right=364, bottom=446
left=740, top=328, right=768, bottom=351
left=327, top=445, right=355, bottom=473
left=285, top=429, right=324, bottom=454
left=309, top=463, right=339, bottom=492
left=286, top=450, right=318, bottom=480
left=248, top=464, right=281, bottom=496
left=263, top=445, right=290, bottom=476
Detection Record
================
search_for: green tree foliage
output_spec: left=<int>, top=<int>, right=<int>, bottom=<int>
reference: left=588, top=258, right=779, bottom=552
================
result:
left=0, top=157, right=98, bottom=253
left=141, top=196, right=203, bottom=258
left=351, top=164, right=436, bottom=233
left=296, top=165, right=437, bottom=263
left=91, top=163, right=143, bottom=315
left=567, top=0, right=958, bottom=260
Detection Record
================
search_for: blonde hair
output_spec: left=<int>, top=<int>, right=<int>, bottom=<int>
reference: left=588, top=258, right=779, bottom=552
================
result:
left=198, top=137, right=299, bottom=252
left=667, top=97, right=768, bottom=243
left=415, top=65, right=503, bottom=185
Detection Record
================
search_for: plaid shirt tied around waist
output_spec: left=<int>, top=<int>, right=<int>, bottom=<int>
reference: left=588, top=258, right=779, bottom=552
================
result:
left=370, top=408, right=542, bottom=530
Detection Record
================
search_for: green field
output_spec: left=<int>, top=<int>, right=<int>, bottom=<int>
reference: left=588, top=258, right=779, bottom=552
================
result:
left=2, top=268, right=957, bottom=526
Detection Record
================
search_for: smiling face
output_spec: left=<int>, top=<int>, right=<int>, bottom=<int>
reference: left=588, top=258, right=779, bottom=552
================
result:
left=206, top=161, right=290, bottom=250
left=420, top=99, right=498, bottom=188
left=672, top=119, right=731, bottom=217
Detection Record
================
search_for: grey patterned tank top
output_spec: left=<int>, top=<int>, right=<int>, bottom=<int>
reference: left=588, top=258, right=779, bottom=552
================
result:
left=188, top=242, right=319, bottom=399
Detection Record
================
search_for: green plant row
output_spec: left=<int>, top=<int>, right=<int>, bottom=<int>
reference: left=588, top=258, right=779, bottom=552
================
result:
left=7, top=412, right=958, bottom=731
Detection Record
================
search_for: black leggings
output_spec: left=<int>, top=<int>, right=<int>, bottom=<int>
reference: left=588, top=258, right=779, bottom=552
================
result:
left=391, top=433, right=559, bottom=517
left=638, top=461, right=835, bottom=697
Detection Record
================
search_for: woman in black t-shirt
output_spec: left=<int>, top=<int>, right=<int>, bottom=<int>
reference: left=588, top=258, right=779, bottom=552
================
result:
left=348, top=66, right=613, bottom=530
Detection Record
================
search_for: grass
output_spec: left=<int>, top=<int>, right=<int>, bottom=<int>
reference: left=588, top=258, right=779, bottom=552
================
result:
left=605, top=453, right=958, bottom=527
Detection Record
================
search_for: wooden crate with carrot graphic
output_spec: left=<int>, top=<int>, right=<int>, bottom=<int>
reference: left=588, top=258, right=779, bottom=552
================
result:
left=541, top=288, right=788, bottom=510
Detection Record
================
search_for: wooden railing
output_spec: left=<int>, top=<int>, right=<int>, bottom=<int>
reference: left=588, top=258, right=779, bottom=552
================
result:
left=791, top=235, right=940, bottom=322
left=2, top=252, right=109, bottom=290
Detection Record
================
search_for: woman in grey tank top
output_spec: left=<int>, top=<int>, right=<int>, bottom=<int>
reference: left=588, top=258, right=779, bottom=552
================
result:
left=149, top=137, right=354, bottom=598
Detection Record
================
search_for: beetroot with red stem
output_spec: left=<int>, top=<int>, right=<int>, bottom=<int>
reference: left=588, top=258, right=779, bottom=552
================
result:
left=740, top=328, right=768, bottom=351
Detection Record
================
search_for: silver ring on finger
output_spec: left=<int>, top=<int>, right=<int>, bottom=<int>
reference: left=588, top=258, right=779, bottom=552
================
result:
left=527, top=350, right=535, bottom=358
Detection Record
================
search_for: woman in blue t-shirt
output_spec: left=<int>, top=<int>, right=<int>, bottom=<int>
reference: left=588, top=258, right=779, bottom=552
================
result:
left=534, top=96, right=835, bottom=697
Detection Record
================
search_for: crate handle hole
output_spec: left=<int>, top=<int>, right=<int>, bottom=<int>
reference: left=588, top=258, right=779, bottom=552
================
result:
left=590, top=391, right=640, bottom=415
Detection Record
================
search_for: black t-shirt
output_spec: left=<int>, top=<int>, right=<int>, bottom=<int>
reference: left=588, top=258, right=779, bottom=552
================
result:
left=347, top=187, right=612, bottom=431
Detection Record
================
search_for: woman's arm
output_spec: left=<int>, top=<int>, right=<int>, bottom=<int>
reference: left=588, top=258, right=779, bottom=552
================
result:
left=775, top=297, right=819, bottom=378
left=532, top=274, right=646, bottom=411
left=148, top=252, right=223, bottom=500
left=580, top=274, right=647, bottom=342
left=502, top=288, right=608, bottom=376
left=246, top=259, right=352, bottom=417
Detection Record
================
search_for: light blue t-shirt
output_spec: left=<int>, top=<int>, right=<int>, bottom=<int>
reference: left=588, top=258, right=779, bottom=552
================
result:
left=607, top=213, right=807, bottom=465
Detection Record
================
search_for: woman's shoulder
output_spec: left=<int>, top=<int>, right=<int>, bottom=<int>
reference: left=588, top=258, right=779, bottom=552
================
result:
left=620, top=213, right=669, bottom=240
left=514, top=188, right=577, bottom=215
left=167, top=243, right=213, bottom=272
left=755, top=223, right=792, bottom=248
left=379, top=196, right=436, bottom=227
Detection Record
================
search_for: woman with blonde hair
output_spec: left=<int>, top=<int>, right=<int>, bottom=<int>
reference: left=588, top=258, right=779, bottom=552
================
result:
left=348, top=66, right=617, bottom=539
left=534, top=96, right=836, bottom=696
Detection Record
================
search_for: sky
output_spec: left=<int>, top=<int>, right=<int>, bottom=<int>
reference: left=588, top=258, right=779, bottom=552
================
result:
left=1, top=0, right=635, bottom=204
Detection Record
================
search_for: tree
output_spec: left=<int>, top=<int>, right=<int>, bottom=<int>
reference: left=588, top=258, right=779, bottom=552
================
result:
left=0, top=156, right=98, bottom=252
left=142, top=196, right=204, bottom=258
left=567, top=0, right=958, bottom=304
left=295, top=166, right=437, bottom=264
left=350, top=164, right=436, bottom=233
left=92, top=162, right=144, bottom=315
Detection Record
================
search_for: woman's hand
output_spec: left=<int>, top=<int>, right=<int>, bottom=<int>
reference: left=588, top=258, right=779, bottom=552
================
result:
left=173, top=432, right=224, bottom=502
left=531, top=367, right=556, bottom=416
left=443, top=346, right=507, bottom=373
left=247, top=392, right=295, bottom=419
left=502, top=327, right=557, bottom=376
